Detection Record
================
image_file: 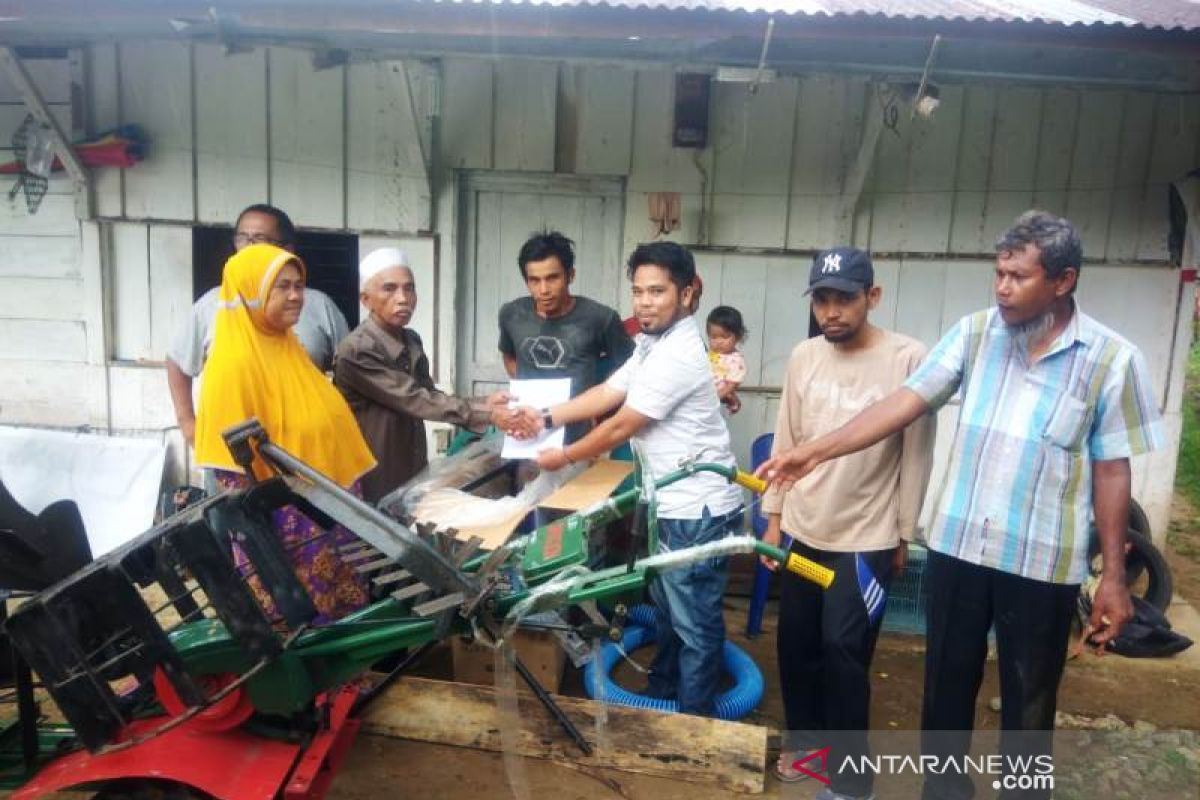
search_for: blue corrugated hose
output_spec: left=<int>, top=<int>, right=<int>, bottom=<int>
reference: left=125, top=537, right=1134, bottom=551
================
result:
left=583, top=604, right=764, bottom=720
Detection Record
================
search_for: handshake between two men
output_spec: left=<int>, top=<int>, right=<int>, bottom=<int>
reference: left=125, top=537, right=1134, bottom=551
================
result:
left=490, top=400, right=554, bottom=442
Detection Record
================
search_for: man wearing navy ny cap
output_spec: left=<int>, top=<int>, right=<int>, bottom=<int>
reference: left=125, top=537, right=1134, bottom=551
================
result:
left=761, top=246, right=934, bottom=797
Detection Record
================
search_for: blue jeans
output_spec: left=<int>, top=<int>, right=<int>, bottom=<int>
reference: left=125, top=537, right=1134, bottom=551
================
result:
left=646, top=506, right=744, bottom=716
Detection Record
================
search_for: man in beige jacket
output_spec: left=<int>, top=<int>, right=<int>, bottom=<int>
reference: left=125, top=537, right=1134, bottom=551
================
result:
left=763, top=247, right=934, bottom=799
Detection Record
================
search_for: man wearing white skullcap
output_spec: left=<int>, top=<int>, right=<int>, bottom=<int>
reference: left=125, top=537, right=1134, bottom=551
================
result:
left=335, top=247, right=513, bottom=502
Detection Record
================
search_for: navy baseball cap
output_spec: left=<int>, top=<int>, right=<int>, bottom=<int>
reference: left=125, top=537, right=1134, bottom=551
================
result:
left=805, top=247, right=874, bottom=295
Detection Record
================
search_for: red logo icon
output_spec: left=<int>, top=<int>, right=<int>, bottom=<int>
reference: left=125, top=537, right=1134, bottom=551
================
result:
left=791, top=747, right=832, bottom=785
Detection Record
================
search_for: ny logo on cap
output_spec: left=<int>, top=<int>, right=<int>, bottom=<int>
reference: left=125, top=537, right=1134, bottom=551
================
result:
left=822, top=253, right=842, bottom=274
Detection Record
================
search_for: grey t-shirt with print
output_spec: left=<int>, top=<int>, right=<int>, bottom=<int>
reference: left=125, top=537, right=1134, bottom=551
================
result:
left=497, top=295, right=634, bottom=443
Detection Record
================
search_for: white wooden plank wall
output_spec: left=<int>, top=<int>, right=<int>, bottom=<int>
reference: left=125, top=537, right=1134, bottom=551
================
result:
left=709, top=79, right=798, bottom=248
left=194, top=46, right=269, bottom=224
left=573, top=65, right=635, bottom=177
left=268, top=47, right=344, bottom=229
left=17, top=48, right=1199, bottom=265
left=493, top=60, right=557, bottom=173
left=978, top=87, right=1041, bottom=244
left=108, top=222, right=150, bottom=360
left=1136, top=95, right=1200, bottom=260
left=346, top=61, right=430, bottom=233
left=1103, top=92, right=1157, bottom=261
left=147, top=226, right=194, bottom=357
left=88, top=42, right=434, bottom=231
left=441, top=59, right=562, bottom=174
left=871, top=86, right=965, bottom=253
left=1064, top=91, right=1124, bottom=246
left=690, top=255, right=1179, bottom=478
left=0, top=55, right=93, bottom=422
left=1030, top=89, right=1080, bottom=225
left=626, top=69, right=706, bottom=245
left=441, top=59, right=495, bottom=170
left=1, top=47, right=1197, bottom=496
left=0, top=56, right=74, bottom=191
left=0, top=361, right=108, bottom=428
left=788, top=76, right=868, bottom=250
left=119, top=42, right=193, bottom=221
left=690, top=255, right=1176, bottom=388
left=948, top=86, right=998, bottom=252
left=89, top=44, right=124, bottom=218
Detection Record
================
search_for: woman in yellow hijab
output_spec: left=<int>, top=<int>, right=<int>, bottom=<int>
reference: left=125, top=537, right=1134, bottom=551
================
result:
left=196, top=243, right=376, bottom=622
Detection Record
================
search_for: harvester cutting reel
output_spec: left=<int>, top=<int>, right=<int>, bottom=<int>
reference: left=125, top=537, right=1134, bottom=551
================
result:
left=2, top=418, right=834, bottom=800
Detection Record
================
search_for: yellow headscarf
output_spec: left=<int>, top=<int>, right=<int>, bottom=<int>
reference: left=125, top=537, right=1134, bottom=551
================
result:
left=194, top=244, right=375, bottom=487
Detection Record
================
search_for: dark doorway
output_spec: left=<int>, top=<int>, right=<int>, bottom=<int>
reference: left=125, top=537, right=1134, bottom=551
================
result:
left=191, top=227, right=360, bottom=327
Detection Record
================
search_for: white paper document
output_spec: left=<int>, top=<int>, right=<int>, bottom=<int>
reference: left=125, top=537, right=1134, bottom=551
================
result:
left=501, top=377, right=572, bottom=459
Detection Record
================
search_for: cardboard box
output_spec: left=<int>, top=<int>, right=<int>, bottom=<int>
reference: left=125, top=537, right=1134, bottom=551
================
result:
left=414, top=459, right=634, bottom=551
left=451, top=628, right=566, bottom=692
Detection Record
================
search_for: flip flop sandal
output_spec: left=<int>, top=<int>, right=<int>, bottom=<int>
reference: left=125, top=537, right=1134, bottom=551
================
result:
left=775, top=752, right=811, bottom=783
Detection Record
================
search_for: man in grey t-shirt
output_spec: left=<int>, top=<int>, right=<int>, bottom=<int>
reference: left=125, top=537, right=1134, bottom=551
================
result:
left=165, top=204, right=349, bottom=446
left=497, top=231, right=633, bottom=444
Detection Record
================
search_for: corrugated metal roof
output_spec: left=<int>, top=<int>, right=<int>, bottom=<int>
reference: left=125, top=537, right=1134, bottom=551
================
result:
left=428, top=0, right=1200, bottom=30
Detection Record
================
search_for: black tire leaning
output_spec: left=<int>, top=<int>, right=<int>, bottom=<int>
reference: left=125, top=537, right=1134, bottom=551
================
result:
left=1129, top=498, right=1151, bottom=538
left=1083, top=528, right=1173, bottom=615
left=1088, top=503, right=1153, bottom=586
left=1126, top=528, right=1173, bottom=612
left=1123, top=500, right=1152, bottom=584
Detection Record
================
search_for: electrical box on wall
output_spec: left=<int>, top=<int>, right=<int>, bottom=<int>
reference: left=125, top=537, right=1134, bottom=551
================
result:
left=672, top=72, right=711, bottom=148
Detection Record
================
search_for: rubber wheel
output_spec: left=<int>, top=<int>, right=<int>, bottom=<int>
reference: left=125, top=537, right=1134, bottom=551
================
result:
left=1124, top=500, right=1152, bottom=585
left=1088, top=528, right=1172, bottom=612
left=1126, top=529, right=1173, bottom=611
left=1088, top=502, right=1153, bottom=585
left=1129, top=499, right=1151, bottom=539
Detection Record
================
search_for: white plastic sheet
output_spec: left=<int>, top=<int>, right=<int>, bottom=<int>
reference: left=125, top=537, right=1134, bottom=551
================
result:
left=0, top=426, right=166, bottom=557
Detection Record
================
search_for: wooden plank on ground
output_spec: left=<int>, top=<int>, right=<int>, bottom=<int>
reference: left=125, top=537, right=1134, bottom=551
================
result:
left=360, top=676, right=768, bottom=794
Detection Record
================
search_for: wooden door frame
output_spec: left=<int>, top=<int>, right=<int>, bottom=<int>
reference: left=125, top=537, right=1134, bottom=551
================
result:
left=454, top=170, right=625, bottom=395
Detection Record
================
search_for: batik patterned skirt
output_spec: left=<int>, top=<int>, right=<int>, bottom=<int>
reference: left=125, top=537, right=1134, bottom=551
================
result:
left=215, top=470, right=370, bottom=624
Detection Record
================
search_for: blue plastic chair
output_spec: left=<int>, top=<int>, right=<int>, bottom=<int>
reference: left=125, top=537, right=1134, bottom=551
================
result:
left=745, top=432, right=788, bottom=637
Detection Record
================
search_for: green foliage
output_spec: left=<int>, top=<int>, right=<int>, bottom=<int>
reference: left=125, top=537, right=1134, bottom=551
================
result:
left=1175, top=344, right=1200, bottom=509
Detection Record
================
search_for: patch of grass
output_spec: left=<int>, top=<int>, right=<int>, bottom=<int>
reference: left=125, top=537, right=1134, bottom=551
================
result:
left=1175, top=343, right=1200, bottom=509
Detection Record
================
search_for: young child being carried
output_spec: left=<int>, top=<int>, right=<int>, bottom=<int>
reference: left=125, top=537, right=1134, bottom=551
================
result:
left=706, top=305, right=747, bottom=414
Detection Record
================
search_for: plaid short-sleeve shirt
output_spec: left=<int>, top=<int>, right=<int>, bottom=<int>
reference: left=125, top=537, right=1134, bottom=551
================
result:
left=904, top=303, right=1163, bottom=584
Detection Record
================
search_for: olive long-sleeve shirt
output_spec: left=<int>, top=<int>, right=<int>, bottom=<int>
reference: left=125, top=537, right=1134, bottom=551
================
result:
left=334, top=317, right=491, bottom=503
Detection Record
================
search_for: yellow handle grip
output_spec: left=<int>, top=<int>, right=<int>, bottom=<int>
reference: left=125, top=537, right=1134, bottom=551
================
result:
left=785, top=553, right=835, bottom=589
left=734, top=470, right=768, bottom=495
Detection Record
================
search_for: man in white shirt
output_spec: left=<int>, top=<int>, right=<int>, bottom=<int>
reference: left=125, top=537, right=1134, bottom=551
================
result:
left=524, top=241, right=744, bottom=716
left=165, top=204, right=349, bottom=446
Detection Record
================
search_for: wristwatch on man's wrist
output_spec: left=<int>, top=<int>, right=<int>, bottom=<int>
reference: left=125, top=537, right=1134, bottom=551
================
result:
left=541, top=408, right=554, bottom=430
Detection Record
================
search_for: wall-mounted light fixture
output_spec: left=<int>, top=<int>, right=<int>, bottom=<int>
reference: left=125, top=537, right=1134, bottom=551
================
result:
left=908, top=33, right=942, bottom=119
left=898, top=81, right=941, bottom=118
